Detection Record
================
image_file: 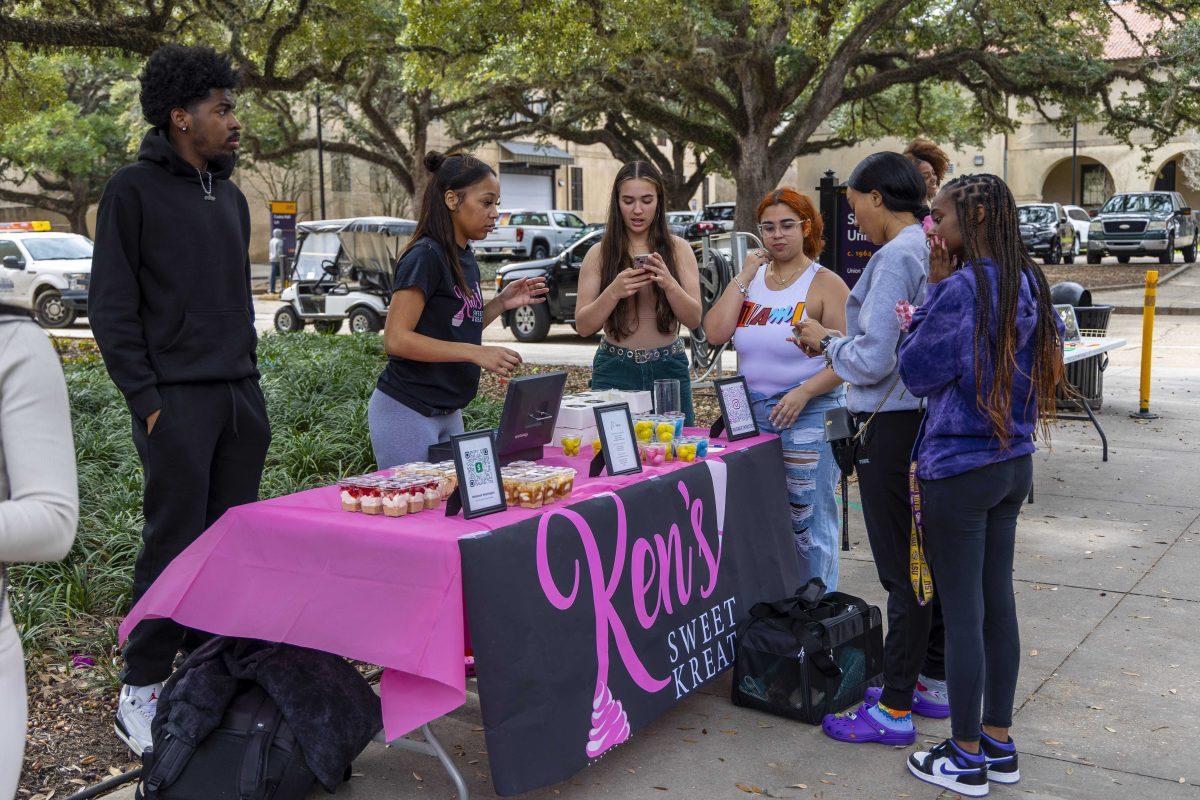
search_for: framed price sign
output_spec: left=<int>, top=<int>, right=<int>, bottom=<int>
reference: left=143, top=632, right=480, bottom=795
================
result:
left=592, top=403, right=642, bottom=477
left=713, top=375, right=760, bottom=441
left=447, top=429, right=506, bottom=519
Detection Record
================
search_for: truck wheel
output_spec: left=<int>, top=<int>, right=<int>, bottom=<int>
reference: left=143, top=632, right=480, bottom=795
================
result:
left=1117, top=255, right=1131, bottom=264
left=1062, top=237, right=1076, bottom=264
left=511, top=303, right=551, bottom=342
left=348, top=306, right=382, bottom=333
left=34, top=290, right=76, bottom=328
left=1086, top=250, right=1102, bottom=265
left=1183, top=242, right=1197, bottom=264
left=1043, top=239, right=1061, bottom=266
left=274, top=305, right=305, bottom=333
left=313, top=319, right=342, bottom=335
left=531, top=242, right=549, bottom=260
left=1159, top=235, right=1175, bottom=265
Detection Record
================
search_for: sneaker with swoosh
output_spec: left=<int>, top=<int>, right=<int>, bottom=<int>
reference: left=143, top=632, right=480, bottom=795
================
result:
left=907, top=738, right=988, bottom=797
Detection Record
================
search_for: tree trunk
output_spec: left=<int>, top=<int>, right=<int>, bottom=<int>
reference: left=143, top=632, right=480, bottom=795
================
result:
left=68, top=203, right=90, bottom=236
left=731, top=136, right=785, bottom=236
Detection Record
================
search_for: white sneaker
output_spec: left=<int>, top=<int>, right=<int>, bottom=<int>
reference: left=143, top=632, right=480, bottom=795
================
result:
left=115, top=682, right=162, bottom=755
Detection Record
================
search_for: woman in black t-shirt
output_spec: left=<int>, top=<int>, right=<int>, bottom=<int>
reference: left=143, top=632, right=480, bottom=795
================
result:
left=369, top=151, right=548, bottom=468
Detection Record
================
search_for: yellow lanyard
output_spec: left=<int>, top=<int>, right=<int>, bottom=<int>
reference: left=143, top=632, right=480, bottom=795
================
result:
left=908, top=461, right=934, bottom=606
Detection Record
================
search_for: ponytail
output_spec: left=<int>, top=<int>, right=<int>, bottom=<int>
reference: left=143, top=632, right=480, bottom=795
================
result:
left=404, top=150, right=496, bottom=294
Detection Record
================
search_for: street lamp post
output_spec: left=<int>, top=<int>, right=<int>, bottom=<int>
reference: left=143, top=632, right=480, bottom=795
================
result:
left=1071, top=117, right=1079, bottom=207
left=315, top=90, right=327, bottom=219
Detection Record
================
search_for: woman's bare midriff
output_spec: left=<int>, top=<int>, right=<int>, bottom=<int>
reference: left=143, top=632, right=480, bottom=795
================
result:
left=607, top=284, right=679, bottom=350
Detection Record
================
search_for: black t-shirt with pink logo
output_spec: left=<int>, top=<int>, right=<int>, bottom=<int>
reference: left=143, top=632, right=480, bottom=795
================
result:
left=376, top=236, right=485, bottom=415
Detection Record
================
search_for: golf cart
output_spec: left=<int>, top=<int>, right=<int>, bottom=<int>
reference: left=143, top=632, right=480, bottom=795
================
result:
left=274, top=216, right=416, bottom=334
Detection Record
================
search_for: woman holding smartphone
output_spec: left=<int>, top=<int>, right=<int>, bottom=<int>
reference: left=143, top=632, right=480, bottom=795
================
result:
left=370, top=151, right=548, bottom=468
left=574, top=161, right=702, bottom=424
left=795, top=152, right=950, bottom=746
left=704, top=188, right=849, bottom=588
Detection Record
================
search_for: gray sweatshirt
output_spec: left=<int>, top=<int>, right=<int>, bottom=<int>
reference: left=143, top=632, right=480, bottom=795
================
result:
left=826, top=223, right=928, bottom=413
left=0, top=315, right=78, bottom=617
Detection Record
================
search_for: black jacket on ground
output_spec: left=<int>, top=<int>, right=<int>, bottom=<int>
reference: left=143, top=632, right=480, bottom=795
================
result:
left=90, top=128, right=258, bottom=421
left=151, top=637, right=382, bottom=791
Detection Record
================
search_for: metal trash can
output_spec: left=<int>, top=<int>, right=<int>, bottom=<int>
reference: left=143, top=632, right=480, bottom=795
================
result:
left=1058, top=305, right=1114, bottom=410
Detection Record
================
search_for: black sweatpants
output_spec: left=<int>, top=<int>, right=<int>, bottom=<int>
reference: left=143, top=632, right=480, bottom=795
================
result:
left=921, top=455, right=1032, bottom=742
left=855, top=409, right=946, bottom=712
left=121, top=379, right=270, bottom=686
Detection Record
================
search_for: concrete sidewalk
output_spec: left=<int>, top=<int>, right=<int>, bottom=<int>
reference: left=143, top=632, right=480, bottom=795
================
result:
left=1095, top=263, right=1199, bottom=315
left=108, top=314, right=1200, bottom=800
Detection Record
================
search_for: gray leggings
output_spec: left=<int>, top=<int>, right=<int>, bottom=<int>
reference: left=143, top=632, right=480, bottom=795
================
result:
left=920, top=455, right=1032, bottom=742
left=367, top=389, right=464, bottom=469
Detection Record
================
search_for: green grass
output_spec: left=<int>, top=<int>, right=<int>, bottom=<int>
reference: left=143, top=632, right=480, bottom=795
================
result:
left=10, top=333, right=503, bottom=671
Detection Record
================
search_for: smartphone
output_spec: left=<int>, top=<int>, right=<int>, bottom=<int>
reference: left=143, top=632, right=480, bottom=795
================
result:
left=633, top=254, right=652, bottom=268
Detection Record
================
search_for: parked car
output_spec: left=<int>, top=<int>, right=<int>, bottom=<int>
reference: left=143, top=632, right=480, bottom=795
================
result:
left=0, top=221, right=92, bottom=328
left=1087, top=191, right=1197, bottom=265
left=1063, top=205, right=1092, bottom=253
left=475, top=209, right=587, bottom=261
left=1018, top=203, right=1076, bottom=265
left=274, top=217, right=416, bottom=335
left=667, top=210, right=701, bottom=238
left=568, top=222, right=604, bottom=244
left=685, top=202, right=736, bottom=239
left=495, top=229, right=603, bottom=342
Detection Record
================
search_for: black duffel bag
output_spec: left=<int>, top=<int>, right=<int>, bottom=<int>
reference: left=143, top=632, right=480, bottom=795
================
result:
left=137, top=683, right=316, bottom=800
left=731, top=578, right=884, bottom=724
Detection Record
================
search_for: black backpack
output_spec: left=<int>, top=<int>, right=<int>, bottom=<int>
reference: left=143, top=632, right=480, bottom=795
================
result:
left=137, top=682, right=317, bottom=800
left=731, top=578, right=884, bottom=724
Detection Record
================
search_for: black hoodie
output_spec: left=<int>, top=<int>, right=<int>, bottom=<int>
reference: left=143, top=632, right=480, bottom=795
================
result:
left=90, top=128, right=257, bottom=421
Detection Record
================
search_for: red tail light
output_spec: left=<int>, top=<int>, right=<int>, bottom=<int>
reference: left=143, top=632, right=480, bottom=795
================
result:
left=516, top=227, right=525, bottom=242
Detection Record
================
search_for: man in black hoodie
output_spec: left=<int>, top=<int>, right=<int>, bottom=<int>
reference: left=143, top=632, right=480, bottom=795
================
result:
left=91, top=45, right=271, bottom=756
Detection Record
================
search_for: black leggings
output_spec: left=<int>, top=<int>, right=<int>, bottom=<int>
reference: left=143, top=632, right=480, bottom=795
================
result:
left=920, top=455, right=1033, bottom=742
left=855, top=410, right=945, bottom=712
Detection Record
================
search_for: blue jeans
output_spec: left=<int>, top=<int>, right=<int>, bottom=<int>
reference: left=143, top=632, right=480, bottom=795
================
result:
left=751, top=387, right=845, bottom=592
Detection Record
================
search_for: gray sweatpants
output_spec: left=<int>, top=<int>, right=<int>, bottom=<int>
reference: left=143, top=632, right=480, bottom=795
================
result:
left=367, top=389, right=464, bottom=469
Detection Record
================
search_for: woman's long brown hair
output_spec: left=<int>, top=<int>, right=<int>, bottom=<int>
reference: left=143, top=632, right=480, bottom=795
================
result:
left=942, top=174, right=1065, bottom=445
left=597, top=161, right=680, bottom=340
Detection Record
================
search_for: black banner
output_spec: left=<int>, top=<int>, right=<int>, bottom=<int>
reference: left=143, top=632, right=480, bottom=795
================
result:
left=460, top=440, right=801, bottom=795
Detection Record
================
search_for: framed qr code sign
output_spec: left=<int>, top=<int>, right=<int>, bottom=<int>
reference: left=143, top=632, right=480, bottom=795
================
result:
left=449, top=429, right=506, bottom=519
left=713, top=376, right=759, bottom=441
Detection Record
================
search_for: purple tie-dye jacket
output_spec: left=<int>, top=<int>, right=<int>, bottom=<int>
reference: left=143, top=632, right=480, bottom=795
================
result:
left=898, top=259, right=1062, bottom=481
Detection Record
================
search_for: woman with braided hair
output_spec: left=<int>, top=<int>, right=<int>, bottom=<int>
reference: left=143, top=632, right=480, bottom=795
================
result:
left=897, top=173, right=1065, bottom=797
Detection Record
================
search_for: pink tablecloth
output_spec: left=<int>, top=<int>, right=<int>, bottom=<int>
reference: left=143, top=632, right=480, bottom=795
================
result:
left=120, top=431, right=776, bottom=740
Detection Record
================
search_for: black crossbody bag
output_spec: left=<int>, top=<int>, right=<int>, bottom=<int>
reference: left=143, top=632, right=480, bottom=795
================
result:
left=823, top=376, right=902, bottom=550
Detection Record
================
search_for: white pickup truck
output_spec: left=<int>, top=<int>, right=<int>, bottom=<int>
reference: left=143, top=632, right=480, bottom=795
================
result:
left=475, top=209, right=587, bottom=260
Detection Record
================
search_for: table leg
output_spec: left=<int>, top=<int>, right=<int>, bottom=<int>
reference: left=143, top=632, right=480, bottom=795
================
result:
left=1069, top=400, right=1109, bottom=462
left=376, top=724, right=470, bottom=800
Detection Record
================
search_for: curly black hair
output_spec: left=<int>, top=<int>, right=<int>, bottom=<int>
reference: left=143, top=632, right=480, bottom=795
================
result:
left=139, top=45, right=241, bottom=129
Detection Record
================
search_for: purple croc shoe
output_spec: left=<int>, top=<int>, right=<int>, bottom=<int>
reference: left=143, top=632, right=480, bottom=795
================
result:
left=864, top=683, right=951, bottom=719
left=821, top=703, right=916, bottom=746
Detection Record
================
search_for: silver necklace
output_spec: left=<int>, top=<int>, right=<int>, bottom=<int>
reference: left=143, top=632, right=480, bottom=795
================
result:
left=197, top=168, right=215, bottom=201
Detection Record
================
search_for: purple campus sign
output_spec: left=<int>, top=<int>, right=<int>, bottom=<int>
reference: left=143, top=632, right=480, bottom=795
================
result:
left=836, top=192, right=879, bottom=290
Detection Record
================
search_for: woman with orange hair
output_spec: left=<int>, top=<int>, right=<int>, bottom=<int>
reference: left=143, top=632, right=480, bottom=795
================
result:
left=705, top=188, right=849, bottom=589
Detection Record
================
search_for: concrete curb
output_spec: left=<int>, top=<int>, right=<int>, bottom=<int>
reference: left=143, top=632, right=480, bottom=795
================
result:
left=1098, top=263, right=1197, bottom=315
left=1089, top=261, right=1194, bottom=292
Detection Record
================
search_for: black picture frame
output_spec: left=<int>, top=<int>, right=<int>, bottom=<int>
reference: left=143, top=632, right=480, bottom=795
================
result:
left=712, top=376, right=760, bottom=441
left=447, top=429, right=507, bottom=519
left=592, top=403, right=643, bottom=477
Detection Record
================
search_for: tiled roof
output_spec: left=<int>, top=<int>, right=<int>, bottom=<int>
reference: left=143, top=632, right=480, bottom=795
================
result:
left=1103, top=2, right=1173, bottom=61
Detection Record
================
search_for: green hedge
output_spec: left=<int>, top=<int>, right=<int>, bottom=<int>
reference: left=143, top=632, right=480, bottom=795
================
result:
left=9, top=333, right=503, bottom=667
